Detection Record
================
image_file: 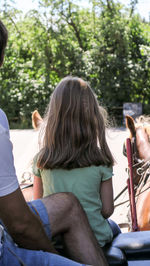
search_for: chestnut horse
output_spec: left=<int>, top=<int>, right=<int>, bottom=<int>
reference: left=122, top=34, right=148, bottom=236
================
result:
left=125, top=115, right=150, bottom=231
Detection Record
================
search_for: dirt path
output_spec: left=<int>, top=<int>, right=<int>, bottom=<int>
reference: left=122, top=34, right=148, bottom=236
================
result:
left=106, top=128, right=129, bottom=231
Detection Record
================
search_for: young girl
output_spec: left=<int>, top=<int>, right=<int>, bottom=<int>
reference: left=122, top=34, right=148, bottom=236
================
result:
left=32, top=76, right=115, bottom=247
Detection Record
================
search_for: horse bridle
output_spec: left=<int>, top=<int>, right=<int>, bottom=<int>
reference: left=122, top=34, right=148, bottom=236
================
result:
left=130, top=136, right=150, bottom=199
left=123, top=136, right=140, bottom=162
left=115, top=136, right=150, bottom=206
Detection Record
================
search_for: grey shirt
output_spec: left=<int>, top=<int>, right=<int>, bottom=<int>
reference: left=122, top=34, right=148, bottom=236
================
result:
left=0, top=110, right=19, bottom=197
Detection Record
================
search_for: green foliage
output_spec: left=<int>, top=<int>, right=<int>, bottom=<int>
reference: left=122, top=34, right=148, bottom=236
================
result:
left=0, top=0, right=150, bottom=127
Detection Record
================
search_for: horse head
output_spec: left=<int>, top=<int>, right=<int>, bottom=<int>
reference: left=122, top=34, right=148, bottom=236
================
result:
left=125, top=115, right=150, bottom=159
left=123, top=115, right=136, bottom=159
left=123, top=115, right=150, bottom=231
left=123, top=115, right=150, bottom=186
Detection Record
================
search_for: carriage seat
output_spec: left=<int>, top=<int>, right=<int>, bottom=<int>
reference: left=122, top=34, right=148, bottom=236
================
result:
left=104, top=230, right=150, bottom=265
left=54, top=227, right=150, bottom=265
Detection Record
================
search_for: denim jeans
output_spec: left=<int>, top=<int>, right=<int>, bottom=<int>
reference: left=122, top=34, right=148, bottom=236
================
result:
left=0, top=199, right=84, bottom=266
left=0, top=229, right=84, bottom=265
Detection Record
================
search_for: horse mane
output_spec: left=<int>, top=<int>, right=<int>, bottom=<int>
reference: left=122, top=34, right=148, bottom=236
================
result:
left=135, top=115, right=150, bottom=125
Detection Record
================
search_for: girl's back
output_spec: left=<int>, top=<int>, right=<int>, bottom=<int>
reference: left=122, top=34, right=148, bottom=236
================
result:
left=33, top=76, right=115, bottom=247
left=33, top=163, right=113, bottom=247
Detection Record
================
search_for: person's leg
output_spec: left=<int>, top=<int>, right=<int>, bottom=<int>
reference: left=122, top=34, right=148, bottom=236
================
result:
left=1, top=227, right=85, bottom=266
left=40, top=192, right=108, bottom=266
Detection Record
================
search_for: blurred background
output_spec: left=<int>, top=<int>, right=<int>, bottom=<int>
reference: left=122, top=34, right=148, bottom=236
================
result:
left=0, top=0, right=150, bottom=128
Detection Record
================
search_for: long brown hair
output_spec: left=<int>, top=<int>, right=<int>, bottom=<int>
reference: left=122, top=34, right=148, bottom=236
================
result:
left=37, top=76, right=114, bottom=169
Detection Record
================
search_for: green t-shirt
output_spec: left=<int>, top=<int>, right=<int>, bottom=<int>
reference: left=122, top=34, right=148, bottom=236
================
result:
left=33, top=158, right=113, bottom=247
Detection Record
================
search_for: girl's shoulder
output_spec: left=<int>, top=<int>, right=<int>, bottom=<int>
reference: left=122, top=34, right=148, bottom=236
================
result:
left=94, top=164, right=113, bottom=177
left=32, top=152, right=41, bottom=169
left=78, top=165, right=113, bottom=179
left=95, top=164, right=113, bottom=171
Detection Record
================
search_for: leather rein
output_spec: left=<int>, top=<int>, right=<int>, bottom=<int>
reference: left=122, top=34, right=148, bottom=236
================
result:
left=114, top=136, right=150, bottom=208
left=130, top=136, right=150, bottom=197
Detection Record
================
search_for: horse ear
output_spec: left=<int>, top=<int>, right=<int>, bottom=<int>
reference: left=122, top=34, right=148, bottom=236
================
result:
left=32, top=110, right=43, bottom=130
left=125, top=115, right=136, bottom=138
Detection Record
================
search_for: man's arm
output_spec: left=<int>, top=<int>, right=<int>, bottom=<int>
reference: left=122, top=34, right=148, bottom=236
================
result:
left=0, top=127, right=57, bottom=253
left=0, top=187, right=57, bottom=253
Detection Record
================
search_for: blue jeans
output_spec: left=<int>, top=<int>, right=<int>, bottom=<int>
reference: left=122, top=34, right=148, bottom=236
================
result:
left=27, top=199, right=52, bottom=240
left=108, top=219, right=121, bottom=237
left=0, top=199, right=84, bottom=266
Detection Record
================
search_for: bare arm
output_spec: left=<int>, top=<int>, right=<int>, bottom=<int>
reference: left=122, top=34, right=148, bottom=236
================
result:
left=0, top=187, right=57, bottom=253
left=33, top=175, right=43, bottom=200
left=100, top=178, right=114, bottom=219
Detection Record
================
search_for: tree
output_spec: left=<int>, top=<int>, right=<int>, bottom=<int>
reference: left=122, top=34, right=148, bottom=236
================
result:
left=0, top=0, right=150, bottom=127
